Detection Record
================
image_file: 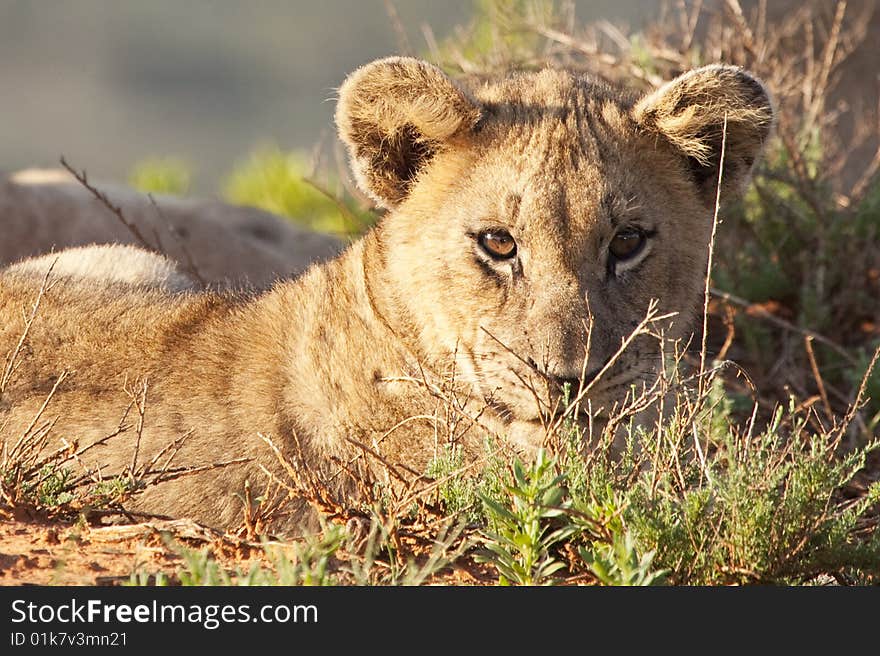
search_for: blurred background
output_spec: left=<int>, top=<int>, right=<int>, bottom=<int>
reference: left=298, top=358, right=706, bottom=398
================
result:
left=0, top=0, right=649, bottom=193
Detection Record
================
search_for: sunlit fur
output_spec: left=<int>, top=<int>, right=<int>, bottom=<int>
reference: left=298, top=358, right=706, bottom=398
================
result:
left=6, top=244, right=196, bottom=292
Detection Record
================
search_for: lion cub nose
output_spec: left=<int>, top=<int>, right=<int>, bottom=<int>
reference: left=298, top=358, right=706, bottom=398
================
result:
left=546, top=367, right=602, bottom=395
left=547, top=375, right=582, bottom=394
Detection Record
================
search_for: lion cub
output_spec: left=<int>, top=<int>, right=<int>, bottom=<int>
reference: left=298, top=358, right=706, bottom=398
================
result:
left=0, top=58, right=773, bottom=532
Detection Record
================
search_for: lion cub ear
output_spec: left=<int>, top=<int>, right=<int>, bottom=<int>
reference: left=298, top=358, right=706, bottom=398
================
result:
left=336, top=57, right=482, bottom=209
left=633, top=65, right=774, bottom=206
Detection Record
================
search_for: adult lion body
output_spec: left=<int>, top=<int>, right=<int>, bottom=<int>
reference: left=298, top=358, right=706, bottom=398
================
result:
left=0, top=58, right=773, bottom=533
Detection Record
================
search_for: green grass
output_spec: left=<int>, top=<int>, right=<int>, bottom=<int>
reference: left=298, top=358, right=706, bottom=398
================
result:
left=128, top=146, right=376, bottom=237
left=128, top=157, right=192, bottom=196
left=126, top=518, right=466, bottom=586
left=623, top=399, right=880, bottom=585
left=133, top=527, right=347, bottom=586
left=424, top=444, right=482, bottom=521
left=468, top=385, right=878, bottom=584
left=222, top=146, right=374, bottom=236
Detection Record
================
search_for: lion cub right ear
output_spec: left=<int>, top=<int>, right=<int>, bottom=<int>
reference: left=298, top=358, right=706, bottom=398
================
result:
left=633, top=65, right=775, bottom=206
left=336, top=57, right=483, bottom=209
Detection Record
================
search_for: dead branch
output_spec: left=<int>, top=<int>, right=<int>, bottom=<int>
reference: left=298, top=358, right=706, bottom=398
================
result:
left=60, top=156, right=157, bottom=252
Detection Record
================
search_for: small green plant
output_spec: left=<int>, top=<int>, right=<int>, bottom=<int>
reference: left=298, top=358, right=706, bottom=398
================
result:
left=130, top=525, right=347, bottom=586
left=580, top=530, right=667, bottom=586
left=345, top=517, right=468, bottom=586
left=567, top=477, right=668, bottom=586
left=127, top=570, right=169, bottom=586
left=32, top=464, right=75, bottom=507
left=128, top=157, right=192, bottom=195
left=267, top=526, right=346, bottom=586
left=173, top=548, right=232, bottom=586
left=476, top=449, right=578, bottom=585
left=89, top=475, right=137, bottom=507
left=424, top=444, right=480, bottom=520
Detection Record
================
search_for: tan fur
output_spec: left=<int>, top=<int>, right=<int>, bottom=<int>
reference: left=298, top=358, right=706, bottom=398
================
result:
left=0, top=58, right=773, bottom=533
left=5, top=244, right=196, bottom=292
left=0, top=169, right=345, bottom=289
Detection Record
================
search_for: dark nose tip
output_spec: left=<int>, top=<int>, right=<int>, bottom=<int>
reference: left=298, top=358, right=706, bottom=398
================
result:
left=547, top=367, right=601, bottom=395
left=548, top=375, right=582, bottom=395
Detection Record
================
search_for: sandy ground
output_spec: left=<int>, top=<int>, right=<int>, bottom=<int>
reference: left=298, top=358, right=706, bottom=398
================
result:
left=0, top=516, right=255, bottom=586
left=0, top=512, right=493, bottom=586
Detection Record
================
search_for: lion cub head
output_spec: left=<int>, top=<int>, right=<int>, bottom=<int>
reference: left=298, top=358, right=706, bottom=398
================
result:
left=337, top=58, right=773, bottom=425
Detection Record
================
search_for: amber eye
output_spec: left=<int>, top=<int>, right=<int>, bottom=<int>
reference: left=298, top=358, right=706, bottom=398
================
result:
left=608, top=228, right=646, bottom=261
left=478, top=230, right=517, bottom=259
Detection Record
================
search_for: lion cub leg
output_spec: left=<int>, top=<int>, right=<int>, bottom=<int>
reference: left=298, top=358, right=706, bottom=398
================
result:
left=4, top=244, right=197, bottom=292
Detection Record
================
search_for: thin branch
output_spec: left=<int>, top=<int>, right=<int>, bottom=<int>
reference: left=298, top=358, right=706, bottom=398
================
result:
left=699, top=113, right=728, bottom=398
left=60, top=156, right=157, bottom=252
left=1, top=264, right=55, bottom=394
left=709, top=287, right=857, bottom=367
left=147, top=193, right=208, bottom=288
left=804, top=336, right=833, bottom=420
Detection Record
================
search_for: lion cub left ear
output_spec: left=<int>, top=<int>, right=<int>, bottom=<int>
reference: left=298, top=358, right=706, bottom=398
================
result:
left=633, top=65, right=774, bottom=206
left=336, top=57, right=482, bottom=209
